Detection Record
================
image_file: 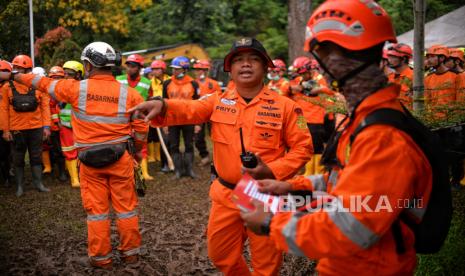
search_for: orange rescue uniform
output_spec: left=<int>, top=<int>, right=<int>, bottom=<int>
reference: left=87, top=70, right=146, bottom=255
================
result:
left=269, top=85, right=432, bottom=275
left=388, top=66, right=413, bottom=108
left=152, top=86, right=313, bottom=275
left=18, top=73, right=148, bottom=265
left=197, top=77, right=221, bottom=97
left=424, top=70, right=457, bottom=111
left=267, top=78, right=290, bottom=97
left=0, top=80, right=50, bottom=131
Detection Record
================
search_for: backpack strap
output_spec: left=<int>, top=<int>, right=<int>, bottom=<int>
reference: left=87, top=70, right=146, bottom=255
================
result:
left=350, top=108, right=412, bottom=255
left=8, top=81, right=20, bottom=97
left=191, top=80, right=200, bottom=100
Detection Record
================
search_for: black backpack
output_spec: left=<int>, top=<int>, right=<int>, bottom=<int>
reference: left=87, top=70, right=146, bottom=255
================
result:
left=9, top=81, right=39, bottom=112
left=348, top=105, right=453, bottom=254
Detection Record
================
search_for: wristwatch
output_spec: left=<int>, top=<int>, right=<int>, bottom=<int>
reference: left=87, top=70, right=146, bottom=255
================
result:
left=147, top=96, right=167, bottom=114
left=261, top=214, right=273, bottom=236
left=9, top=70, right=19, bottom=81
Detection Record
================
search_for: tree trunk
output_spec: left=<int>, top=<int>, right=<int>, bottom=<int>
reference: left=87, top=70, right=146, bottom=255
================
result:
left=287, top=0, right=312, bottom=63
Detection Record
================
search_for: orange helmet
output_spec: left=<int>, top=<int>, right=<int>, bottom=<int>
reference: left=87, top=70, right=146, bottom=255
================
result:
left=449, top=48, right=464, bottom=62
left=12, top=55, right=33, bottom=69
left=193, top=59, right=210, bottom=69
left=292, top=56, right=313, bottom=74
left=304, top=0, right=396, bottom=52
left=49, top=66, right=65, bottom=77
left=387, top=43, right=413, bottom=59
left=426, top=45, right=449, bottom=57
left=272, top=59, right=286, bottom=71
left=126, top=54, right=144, bottom=67
left=150, top=60, right=167, bottom=70
left=0, top=60, right=12, bottom=72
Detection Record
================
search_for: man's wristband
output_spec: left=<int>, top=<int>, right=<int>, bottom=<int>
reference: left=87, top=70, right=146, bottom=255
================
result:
left=261, top=214, right=273, bottom=236
left=148, top=96, right=167, bottom=115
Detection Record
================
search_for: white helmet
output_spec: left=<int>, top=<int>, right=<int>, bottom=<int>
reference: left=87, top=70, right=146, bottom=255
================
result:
left=80, top=41, right=121, bottom=67
left=32, top=67, right=46, bottom=76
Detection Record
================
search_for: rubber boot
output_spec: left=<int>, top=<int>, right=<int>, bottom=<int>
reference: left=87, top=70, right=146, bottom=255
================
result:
left=161, top=164, right=170, bottom=173
left=147, top=142, right=156, bottom=163
left=66, top=159, right=80, bottom=188
left=173, top=153, right=182, bottom=179
left=304, top=160, right=314, bottom=176
left=57, top=157, right=68, bottom=182
left=184, top=152, right=197, bottom=179
left=141, top=158, right=154, bottom=180
left=42, top=151, right=52, bottom=174
left=15, top=167, right=25, bottom=197
left=154, top=142, right=161, bottom=162
left=31, top=165, right=50, bottom=192
left=313, top=154, right=325, bottom=174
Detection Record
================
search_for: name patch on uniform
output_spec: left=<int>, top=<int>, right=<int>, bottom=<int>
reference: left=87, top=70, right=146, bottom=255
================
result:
left=87, top=94, right=119, bottom=104
left=261, top=105, right=279, bottom=111
left=257, top=111, right=281, bottom=118
left=221, top=98, right=236, bottom=106
left=216, top=105, right=237, bottom=113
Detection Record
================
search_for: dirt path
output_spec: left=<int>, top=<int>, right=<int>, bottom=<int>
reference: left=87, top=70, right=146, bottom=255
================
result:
left=0, top=162, right=314, bottom=275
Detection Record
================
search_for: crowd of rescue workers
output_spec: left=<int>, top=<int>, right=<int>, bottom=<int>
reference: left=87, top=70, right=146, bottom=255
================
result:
left=0, top=0, right=463, bottom=274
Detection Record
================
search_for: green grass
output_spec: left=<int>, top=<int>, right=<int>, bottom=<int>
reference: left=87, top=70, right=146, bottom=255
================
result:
left=415, top=190, right=465, bottom=275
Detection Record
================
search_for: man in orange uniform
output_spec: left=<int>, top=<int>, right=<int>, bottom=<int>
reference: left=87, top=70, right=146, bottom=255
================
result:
left=193, top=59, right=221, bottom=166
left=241, top=1, right=433, bottom=275
left=0, top=60, right=13, bottom=186
left=147, top=60, right=170, bottom=171
left=290, top=56, right=331, bottom=175
left=267, top=59, right=290, bottom=96
left=447, top=48, right=465, bottom=102
left=387, top=43, right=414, bottom=108
left=130, top=38, right=312, bottom=275
left=424, top=45, right=457, bottom=116
left=44, top=66, right=68, bottom=182
left=0, top=42, right=148, bottom=269
left=0, top=55, right=51, bottom=197
left=163, top=56, right=200, bottom=178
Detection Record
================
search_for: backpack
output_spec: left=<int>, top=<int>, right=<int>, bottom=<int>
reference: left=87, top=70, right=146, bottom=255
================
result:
left=9, top=81, right=39, bottom=112
left=349, top=105, right=452, bottom=254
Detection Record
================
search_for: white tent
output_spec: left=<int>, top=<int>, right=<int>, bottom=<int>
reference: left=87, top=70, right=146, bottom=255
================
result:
left=397, top=5, right=465, bottom=48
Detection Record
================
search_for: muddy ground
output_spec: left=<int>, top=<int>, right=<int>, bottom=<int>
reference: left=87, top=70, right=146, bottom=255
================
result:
left=0, top=160, right=315, bottom=275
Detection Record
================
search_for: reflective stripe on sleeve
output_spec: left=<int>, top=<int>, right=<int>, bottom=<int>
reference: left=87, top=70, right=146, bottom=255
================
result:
left=305, top=174, right=326, bottom=191
left=281, top=212, right=307, bottom=257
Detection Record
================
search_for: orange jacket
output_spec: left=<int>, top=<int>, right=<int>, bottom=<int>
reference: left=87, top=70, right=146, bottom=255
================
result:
left=269, top=85, right=432, bottom=275
left=197, top=77, right=221, bottom=97
left=455, top=71, right=465, bottom=103
left=290, top=74, right=333, bottom=124
left=163, top=75, right=199, bottom=100
left=424, top=70, right=457, bottom=107
left=18, top=74, right=148, bottom=148
left=0, top=79, right=50, bottom=131
left=152, top=86, right=313, bottom=183
left=388, top=66, right=413, bottom=108
left=267, top=78, right=290, bottom=97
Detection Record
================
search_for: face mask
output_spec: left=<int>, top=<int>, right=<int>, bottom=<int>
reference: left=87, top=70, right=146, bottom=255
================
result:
left=267, top=73, right=279, bottom=81
left=175, top=72, right=185, bottom=79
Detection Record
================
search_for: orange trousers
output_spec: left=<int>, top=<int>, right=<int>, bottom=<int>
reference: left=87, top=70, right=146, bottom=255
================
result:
left=79, top=151, right=141, bottom=265
left=207, top=180, right=282, bottom=276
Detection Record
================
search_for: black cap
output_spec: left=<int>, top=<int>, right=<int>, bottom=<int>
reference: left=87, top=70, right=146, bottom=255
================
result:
left=223, top=37, right=274, bottom=72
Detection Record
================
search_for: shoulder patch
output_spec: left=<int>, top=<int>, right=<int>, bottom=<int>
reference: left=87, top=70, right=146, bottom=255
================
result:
left=221, top=98, right=236, bottom=106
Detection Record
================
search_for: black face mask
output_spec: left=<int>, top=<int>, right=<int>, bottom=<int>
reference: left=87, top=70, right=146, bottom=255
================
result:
left=311, top=51, right=378, bottom=92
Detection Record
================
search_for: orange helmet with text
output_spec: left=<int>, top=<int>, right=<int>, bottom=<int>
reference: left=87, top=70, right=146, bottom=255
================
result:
left=304, top=0, right=397, bottom=52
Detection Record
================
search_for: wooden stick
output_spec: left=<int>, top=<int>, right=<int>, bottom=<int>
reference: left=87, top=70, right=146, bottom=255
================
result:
left=156, top=127, right=174, bottom=170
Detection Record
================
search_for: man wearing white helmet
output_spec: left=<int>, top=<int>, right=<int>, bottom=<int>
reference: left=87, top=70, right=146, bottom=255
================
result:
left=0, top=42, right=148, bottom=270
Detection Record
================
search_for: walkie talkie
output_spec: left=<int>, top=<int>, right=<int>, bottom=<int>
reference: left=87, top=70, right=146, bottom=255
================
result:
left=239, top=128, right=258, bottom=168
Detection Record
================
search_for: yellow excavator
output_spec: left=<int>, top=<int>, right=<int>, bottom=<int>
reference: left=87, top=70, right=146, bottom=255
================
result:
left=122, top=43, right=209, bottom=65
left=122, top=43, right=230, bottom=87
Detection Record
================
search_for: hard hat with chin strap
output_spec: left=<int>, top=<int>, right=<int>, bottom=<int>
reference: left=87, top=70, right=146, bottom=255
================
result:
left=81, top=42, right=122, bottom=67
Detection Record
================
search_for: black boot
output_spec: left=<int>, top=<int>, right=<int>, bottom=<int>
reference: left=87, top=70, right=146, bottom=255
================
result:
left=184, top=152, right=196, bottom=179
left=15, top=167, right=24, bottom=197
left=161, top=164, right=170, bottom=173
left=56, top=158, right=68, bottom=182
left=173, top=153, right=182, bottom=179
left=31, top=165, right=50, bottom=192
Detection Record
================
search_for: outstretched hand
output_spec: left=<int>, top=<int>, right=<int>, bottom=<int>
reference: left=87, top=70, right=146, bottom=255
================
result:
left=128, top=100, right=164, bottom=123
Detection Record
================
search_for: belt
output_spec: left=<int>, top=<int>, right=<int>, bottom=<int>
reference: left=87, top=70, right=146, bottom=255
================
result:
left=218, top=177, right=236, bottom=190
